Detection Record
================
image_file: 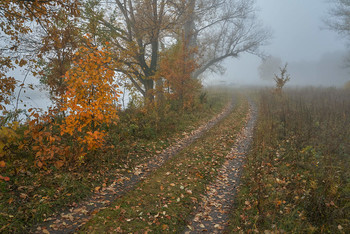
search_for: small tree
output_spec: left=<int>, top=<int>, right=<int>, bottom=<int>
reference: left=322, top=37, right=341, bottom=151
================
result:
left=59, top=40, right=121, bottom=160
left=26, top=38, right=121, bottom=168
left=274, top=63, right=290, bottom=95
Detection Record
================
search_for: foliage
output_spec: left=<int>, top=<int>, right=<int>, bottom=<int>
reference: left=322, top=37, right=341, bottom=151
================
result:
left=38, top=9, right=81, bottom=108
left=0, top=76, right=17, bottom=112
left=0, top=88, right=230, bottom=233
left=26, top=39, right=121, bottom=167
left=60, top=40, right=120, bottom=155
left=0, top=122, right=19, bottom=182
left=159, top=41, right=200, bottom=110
left=0, top=0, right=79, bottom=113
left=230, top=88, right=350, bottom=233
left=0, top=122, right=19, bottom=158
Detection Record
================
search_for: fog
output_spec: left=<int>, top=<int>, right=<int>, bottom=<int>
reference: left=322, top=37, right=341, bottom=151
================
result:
left=205, top=0, right=349, bottom=88
left=7, top=0, right=350, bottom=114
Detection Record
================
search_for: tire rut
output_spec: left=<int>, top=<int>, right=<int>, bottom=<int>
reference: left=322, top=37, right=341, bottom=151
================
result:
left=32, top=98, right=237, bottom=234
left=184, top=100, right=257, bottom=234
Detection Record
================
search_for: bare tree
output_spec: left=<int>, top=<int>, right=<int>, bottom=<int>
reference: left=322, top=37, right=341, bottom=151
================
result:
left=85, top=0, right=180, bottom=102
left=178, top=0, right=270, bottom=78
left=326, top=0, right=350, bottom=39
left=84, top=0, right=269, bottom=101
left=326, top=0, right=350, bottom=67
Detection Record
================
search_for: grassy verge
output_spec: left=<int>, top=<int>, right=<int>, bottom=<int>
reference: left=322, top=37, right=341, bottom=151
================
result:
left=0, top=88, right=232, bottom=233
left=229, top=88, right=350, bottom=233
left=79, top=92, right=249, bottom=233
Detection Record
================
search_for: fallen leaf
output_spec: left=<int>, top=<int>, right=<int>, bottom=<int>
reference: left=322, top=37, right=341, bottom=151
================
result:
left=54, top=160, right=64, bottom=169
left=162, top=224, right=169, bottom=230
left=37, top=161, right=43, bottom=168
left=186, top=189, right=192, bottom=195
left=0, top=175, right=10, bottom=181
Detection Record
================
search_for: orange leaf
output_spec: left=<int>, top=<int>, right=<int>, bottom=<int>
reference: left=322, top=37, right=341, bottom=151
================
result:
left=37, top=161, right=43, bottom=168
left=0, top=175, right=10, bottom=181
left=54, top=160, right=64, bottom=169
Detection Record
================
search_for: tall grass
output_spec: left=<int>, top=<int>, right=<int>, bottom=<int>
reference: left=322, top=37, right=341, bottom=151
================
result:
left=230, top=87, right=350, bottom=233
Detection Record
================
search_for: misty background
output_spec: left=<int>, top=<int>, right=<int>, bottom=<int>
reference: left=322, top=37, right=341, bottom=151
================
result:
left=9, top=0, right=350, bottom=112
left=205, top=0, right=349, bottom=87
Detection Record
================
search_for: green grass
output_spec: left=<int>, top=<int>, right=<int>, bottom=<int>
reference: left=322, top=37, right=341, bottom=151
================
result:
left=0, top=88, right=232, bottom=233
left=229, top=88, right=350, bottom=233
left=79, top=92, right=249, bottom=233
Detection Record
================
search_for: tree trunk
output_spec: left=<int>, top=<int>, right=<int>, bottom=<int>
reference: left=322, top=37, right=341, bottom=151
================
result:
left=184, top=0, right=197, bottom=51
left=144, top=79, right=154, bottom=103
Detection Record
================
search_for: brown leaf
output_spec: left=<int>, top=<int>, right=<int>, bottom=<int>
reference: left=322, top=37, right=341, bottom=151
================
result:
left=54, top=160, right=64, bottom=169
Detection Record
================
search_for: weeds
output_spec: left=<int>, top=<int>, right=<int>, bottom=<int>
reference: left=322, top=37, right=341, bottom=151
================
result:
left=230, top=88, right=350, bottom=233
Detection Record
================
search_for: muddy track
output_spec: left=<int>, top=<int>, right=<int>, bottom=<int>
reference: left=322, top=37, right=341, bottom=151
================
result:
left=32, top=98, right=237, bottom=234
left=184, top=100, right=257, bottom=234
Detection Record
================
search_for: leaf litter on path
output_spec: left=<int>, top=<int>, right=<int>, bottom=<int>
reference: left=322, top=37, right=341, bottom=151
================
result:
left=184, top=100, right=257, bottom=234
left=31, top=99, right=237, bottom=234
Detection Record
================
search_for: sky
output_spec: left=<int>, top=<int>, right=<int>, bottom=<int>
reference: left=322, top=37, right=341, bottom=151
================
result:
left=204, top=0, right=349, bottom=87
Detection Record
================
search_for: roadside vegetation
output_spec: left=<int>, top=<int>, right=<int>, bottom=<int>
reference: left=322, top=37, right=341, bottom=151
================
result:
left=79, top=93, right=249, bottom=233
left=0, top=87, right=231, bottom=233
left=229, top=87, right=350, bottom=233
left=0, top=1, right=266, bottom=232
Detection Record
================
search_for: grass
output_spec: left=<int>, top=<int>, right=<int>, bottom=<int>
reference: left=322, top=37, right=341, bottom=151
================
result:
left=229, top=87, right=350, bottom=233
left=79, top=92, right=249, bottom=233
left=0, top=87, right=232, bottom=233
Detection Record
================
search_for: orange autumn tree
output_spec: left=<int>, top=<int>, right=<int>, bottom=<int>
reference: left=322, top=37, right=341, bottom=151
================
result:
left=26, top=39, right=121, bottom=167
left=159, top=41, right=199, bottom=110
left=59, top=40, right=121, bottom=161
